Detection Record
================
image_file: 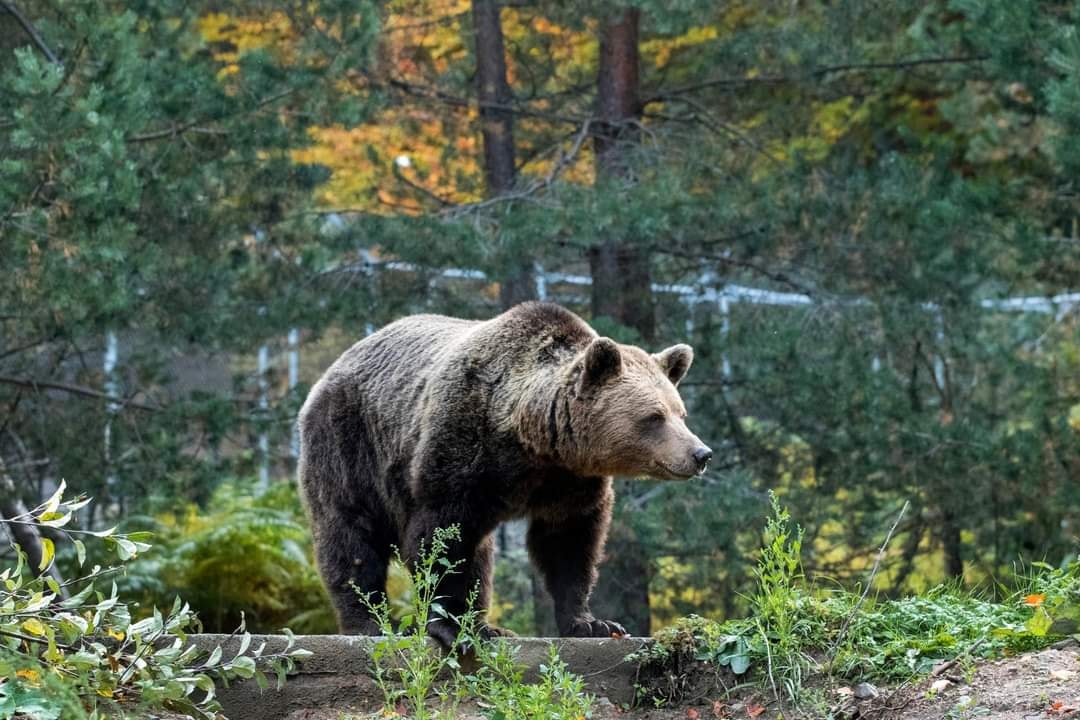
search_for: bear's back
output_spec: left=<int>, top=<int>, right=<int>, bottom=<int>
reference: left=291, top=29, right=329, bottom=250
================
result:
left=301, top=313, right=480, bottom=429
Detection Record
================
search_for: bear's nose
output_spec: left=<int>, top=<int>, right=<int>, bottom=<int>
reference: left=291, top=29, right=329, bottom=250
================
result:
left=692, top=446, right=713, bottom=471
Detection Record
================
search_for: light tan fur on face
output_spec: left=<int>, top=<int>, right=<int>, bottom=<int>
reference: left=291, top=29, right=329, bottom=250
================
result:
left=569, top=343, right=706, bottom=479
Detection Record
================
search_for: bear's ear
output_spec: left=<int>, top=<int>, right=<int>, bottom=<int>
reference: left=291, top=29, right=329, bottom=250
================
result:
left=581, top=337, right=622, bottom=387
left=653, top=344, right=693, bottom=386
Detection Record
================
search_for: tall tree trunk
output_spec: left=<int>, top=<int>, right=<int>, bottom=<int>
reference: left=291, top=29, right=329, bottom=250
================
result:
left=587, top=7, right=654, bottom=637
left=472, top=0, right=535, bottom=308
left=0, top=456, right=66, bottom=592
left=942, top=508, right=964, bottom=579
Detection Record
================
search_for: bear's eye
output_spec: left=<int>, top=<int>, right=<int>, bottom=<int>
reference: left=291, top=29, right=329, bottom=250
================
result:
left=643, top=412, right=666, bottom=427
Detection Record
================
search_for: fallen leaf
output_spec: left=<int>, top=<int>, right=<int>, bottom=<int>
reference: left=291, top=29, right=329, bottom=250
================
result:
left=15, top=669, right=40, bottom=685
left=1046, top=700, right=1079, bottom=716
left=712, top=700, right=731, bottom=718
left=687, top=709, right=700, bottom=719
left=747, top=703, right=766, bottom=718
left=931, top=679, right=952, bottom=692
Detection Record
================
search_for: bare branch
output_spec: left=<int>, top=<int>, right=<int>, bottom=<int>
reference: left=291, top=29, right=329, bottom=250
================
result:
left=645, top=55, right=990, bottom=103
left=656, top=243, right=816, bottom=295
left=0, top=375, right=159, bottom=412
left=377, top=75, right=590, bottom=126
left=1, top=1, right=61, bottom=65
left=827, top=500, right=910, bottom=664
left=126, top=88, right=295, bottom=143
left=0, top=336, right=49, bottom=361
left=442, top=119, right=593, bottom=219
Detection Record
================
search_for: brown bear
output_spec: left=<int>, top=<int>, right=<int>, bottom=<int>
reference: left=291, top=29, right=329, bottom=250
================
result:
left=297, top=302, right=711, bottom=644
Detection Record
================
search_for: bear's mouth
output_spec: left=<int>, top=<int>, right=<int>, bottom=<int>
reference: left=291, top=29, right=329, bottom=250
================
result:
left=653, top=462, right=698, bottom=480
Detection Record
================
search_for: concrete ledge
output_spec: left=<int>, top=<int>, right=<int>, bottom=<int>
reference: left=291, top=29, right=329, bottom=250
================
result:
left=192, top=634, right=652, bottom=719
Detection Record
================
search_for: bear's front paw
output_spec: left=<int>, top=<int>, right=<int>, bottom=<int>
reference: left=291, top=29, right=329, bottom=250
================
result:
left=427, top=619, right=518, bottom=647
left=427, top=618, right=461, bottom=648
left=564, top=616, right=628, bottom=639
left=477, top=623, right=517, bottom=640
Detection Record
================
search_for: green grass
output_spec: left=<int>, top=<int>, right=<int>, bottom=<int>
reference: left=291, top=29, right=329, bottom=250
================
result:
left=632, top=493, right=1080, bottom=707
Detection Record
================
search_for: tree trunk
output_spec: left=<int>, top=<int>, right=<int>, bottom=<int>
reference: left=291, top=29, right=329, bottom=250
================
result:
left=587, top=6, right=654, bottom=637
left=942, top=508, right=964, bottom=579
left=0, top=456, right=66, bottom=592
left=472, top=0, right=536, bottom=307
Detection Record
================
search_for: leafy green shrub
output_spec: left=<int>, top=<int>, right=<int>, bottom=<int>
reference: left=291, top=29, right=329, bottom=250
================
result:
left=464, top=641, right=593, bottom=720
left=751, top=492, right=812, bottom=702
left=122, top=480, right=336, bottom=634
left=357, top=525, right=594, bottom=720
left=0, top=482, right=310, bottom=719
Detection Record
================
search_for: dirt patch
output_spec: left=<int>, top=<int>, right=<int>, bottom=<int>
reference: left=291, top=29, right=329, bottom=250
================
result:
left=866, top=641, right=1080, bottom=720
left=205, top=636, right=1080, bottom=720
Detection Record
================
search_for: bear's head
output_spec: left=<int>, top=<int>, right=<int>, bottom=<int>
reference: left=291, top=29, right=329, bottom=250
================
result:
left=569, top=337, right=712, bottom=480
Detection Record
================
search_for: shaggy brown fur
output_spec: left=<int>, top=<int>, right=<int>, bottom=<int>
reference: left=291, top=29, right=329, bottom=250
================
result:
left=298, top=302, right=711, bottom=644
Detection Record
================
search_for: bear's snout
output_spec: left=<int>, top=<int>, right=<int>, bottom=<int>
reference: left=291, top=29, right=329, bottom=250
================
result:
left=692, top=446, right=713, bottom=474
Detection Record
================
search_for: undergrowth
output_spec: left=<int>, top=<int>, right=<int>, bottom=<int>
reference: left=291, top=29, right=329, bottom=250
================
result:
left=0, top=482, right=309, bottom=719
left=631, top=492, right=1080, bottom=708
left=354, top=525, right=593, bottom=720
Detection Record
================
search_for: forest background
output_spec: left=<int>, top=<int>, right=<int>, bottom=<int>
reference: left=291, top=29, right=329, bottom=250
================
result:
left=1, top=0, right=1078, bottom=638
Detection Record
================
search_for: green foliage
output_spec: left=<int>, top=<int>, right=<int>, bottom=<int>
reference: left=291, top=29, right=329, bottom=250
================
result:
left=356, top=525, right=594, bottom=720
left=751, top=492, right=810, bottom=702
left=634, top=499, right=1080, bottom=707
left=0, top=484, right=310, bottom=719
left=0, top=0, right=381, bottom=527
left=121, top=480, right=335, bottom=635
left=464, top=642, right=594, bottom=720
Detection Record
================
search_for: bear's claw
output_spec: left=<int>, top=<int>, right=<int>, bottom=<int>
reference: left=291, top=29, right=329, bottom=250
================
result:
left=565, top=617, right=628, bottom=638
left=426, top=620, right=517, bottom=648
left=478, top=623, right=517, bottom=639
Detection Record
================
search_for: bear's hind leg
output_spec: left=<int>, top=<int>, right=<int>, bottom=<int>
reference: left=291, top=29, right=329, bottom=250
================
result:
left=311, top=509, right=391, bottom=635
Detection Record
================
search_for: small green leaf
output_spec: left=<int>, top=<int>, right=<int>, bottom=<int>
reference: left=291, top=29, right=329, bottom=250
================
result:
left=231, top=655, right=257, bottom=678
left=729, top=653, right=751, bottom=675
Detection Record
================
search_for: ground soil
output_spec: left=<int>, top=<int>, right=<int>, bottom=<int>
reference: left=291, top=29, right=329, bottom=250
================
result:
left=280, top=640, right=1080, bottom=720
left=875, top=641, right=1080, bottom=720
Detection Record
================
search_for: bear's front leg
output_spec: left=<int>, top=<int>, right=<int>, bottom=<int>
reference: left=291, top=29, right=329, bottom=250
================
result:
left=403, top=512, right=513, bottom=647
left=527, top=499, right=628, bottom=639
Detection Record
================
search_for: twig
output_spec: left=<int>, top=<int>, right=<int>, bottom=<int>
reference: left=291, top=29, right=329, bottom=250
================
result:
left=126, top=88, right=294, bottom=143
left=0, top=375, right=159, bottom=412
left=1, top=1, right=61, bottom=65
left=931, top=637, right=986, bottom=677
left=393, top=164, right=454, bottom=208
left=645, top=55, right=989, bottom=103
left=378, top=75, right=588, bottom=126
left=827, top=500, right=910, bottom=662
left=656, top=244, right=815, bottom=296
left=0, top=336, right=49, bottom=361
left=442, top=119, right=592, bottom=219
left=0, top=627, right=74, bottom=650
